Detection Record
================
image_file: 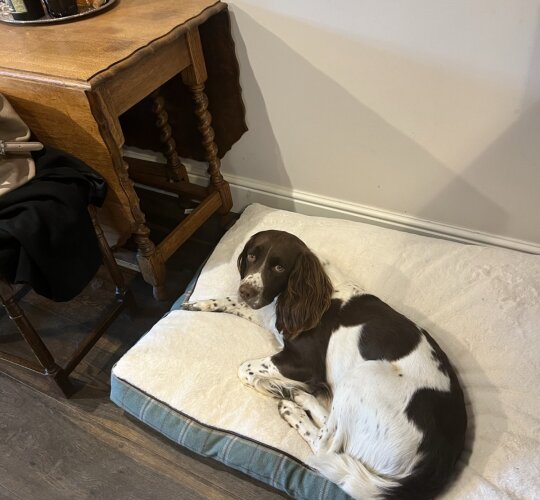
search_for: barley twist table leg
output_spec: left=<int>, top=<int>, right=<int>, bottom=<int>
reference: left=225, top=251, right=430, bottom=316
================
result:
left=117, top=156, right=167, bottom=300
left=188, top=82, right=233, bottom=214
left=88, top=90, right=168, bottom=301
left=151, top=89, right=188, bottom=182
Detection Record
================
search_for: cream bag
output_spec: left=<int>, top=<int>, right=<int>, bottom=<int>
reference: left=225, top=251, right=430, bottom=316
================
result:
left=0, top=94, right=38, bottom=197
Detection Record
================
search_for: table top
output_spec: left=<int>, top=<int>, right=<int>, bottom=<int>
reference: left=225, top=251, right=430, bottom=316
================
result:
left=0, top=0, right=222, bottom=84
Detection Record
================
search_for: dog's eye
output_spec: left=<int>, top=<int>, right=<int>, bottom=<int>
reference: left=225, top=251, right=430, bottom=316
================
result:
left=274, top=265, right=285, bottom=273
left=247, top=254, right=256, bottom=262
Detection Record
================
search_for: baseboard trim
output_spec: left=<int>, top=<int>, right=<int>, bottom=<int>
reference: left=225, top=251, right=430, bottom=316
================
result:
left=123, top=148, right=540, bottom=254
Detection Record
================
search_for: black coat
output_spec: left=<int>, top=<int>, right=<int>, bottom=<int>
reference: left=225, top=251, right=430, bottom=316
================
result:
left=0, top=148, right=107, bottom=301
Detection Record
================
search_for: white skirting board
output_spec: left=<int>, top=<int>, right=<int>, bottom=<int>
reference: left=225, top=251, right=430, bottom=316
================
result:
left=124, top=148, right=540, bottom=255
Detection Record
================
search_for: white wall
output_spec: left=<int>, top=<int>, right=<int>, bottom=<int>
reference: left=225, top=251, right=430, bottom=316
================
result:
left=217, top=0, right=540, bottom=250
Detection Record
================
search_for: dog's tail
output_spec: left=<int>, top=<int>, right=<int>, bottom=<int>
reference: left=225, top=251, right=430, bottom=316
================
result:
left=308, top=452, right=401, bottom=500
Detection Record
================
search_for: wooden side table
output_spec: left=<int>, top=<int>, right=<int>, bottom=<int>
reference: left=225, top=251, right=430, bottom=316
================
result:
left=0, top=0, right=233, bottom=300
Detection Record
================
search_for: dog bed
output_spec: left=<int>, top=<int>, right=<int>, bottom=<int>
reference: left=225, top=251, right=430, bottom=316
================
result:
left=111, top=203, right=540, bottom=499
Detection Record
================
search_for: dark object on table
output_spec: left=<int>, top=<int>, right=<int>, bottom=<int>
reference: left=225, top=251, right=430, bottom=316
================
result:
left=43, top=0, right=77, bottom=17
left=0, top=0, right=114, bottom=25
left=0, top=148, right=107, bottom=301
left=5, top=0, right=44, bottom=20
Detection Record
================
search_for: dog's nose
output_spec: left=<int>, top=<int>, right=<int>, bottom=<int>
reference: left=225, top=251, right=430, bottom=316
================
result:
left=239, top=283, right=257, bottom=302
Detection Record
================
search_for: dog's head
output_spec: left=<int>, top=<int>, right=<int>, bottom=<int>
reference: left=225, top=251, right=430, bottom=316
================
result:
left=237, top=230, right=333, bottom=339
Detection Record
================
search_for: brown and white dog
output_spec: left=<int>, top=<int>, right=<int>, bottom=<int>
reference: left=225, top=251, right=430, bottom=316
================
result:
left=184, top=230, right=467, bottom=499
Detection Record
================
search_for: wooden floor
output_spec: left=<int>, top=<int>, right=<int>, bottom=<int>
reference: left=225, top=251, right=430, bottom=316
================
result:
left=0, top=198, right=285, bottom=500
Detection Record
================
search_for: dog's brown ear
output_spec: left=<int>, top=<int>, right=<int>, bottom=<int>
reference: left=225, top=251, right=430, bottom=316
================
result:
left=237, top=246, right=247, bottom=278
left=276, top=250, right=333, bottom=339
left=237, top=236, right=254, bottom=278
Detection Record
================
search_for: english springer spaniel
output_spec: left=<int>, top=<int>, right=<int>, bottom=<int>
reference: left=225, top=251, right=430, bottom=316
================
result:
left=184, top=230, right=467, bottom=499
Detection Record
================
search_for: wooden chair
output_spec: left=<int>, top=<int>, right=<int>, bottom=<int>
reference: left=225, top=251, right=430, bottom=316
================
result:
left=0, top=206, right=133, bottom=397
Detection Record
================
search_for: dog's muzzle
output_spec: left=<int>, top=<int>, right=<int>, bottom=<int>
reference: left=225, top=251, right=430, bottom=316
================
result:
left=239, top=282, right=261, bottom=308
left=239, top=272, right=266, bottom=308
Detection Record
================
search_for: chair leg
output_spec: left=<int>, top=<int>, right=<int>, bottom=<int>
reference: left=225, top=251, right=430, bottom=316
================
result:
left=58, top=209, right=135, bottom=376
left=89, top=206, right=136, bottom=311
left=0, top=292, right=75, bottom=397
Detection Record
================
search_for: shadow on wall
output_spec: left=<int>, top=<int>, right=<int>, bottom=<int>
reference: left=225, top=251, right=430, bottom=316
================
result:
left=223, top=7, right=290, bottom=198
left=418, top=100, right=540, bottom=242
left=223, top=4, right=539, bottom=244
left=419, top=10, right=540, bottom=243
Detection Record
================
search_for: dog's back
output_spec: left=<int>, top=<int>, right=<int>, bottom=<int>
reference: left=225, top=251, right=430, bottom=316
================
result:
left=389, top=328, right=467, bottom=499
left=310, top=292, right=467, bottom=499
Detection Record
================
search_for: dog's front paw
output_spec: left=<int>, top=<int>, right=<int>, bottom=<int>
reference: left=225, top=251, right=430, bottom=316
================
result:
left=182, top=302, right=202, bottom=311
left=181, top=299, right=226, bottom=312
left=182, top=300, right=215, bottom=311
